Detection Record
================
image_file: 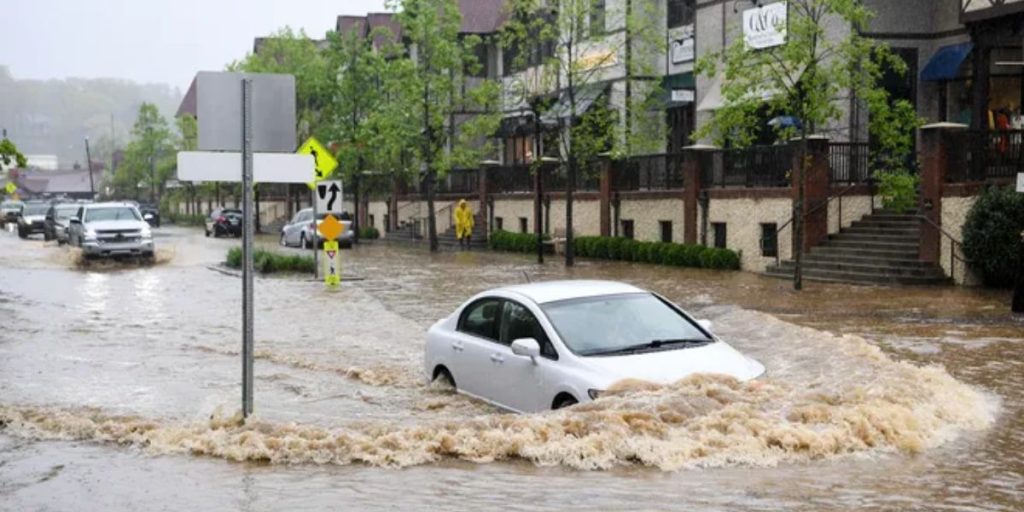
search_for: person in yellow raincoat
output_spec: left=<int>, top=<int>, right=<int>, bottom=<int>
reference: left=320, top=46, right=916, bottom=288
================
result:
left=454, top=199, right=474, bottom=249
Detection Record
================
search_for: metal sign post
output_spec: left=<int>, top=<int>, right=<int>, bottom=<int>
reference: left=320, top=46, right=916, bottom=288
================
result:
left=312, top=189, right=319, bottom=279
left=241, top=78, right=255, bottom=418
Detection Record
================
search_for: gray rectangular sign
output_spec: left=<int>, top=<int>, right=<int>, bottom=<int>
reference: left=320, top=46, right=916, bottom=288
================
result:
left=195, top=71, right=296, bottom=152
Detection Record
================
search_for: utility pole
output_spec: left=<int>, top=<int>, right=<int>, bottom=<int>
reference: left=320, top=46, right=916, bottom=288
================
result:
left=84, top=136, right=96, bottom=198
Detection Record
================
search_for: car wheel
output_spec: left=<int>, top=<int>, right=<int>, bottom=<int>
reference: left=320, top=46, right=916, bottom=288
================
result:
left=204, top=228, right=210, bottom=237
left=43, top=230, right=52, bottom=241
left=17, top=228, right=27, bottom=239
left=433, top=367, right=456, bottom=389
left=280, top=233, right=287, bottom=246
left=301, top=233, right=309, bottom=249
left=553, top=394, right=578, bottom=410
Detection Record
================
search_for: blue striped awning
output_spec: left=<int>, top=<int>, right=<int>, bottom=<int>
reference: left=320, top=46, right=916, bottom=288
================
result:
left=920, top=43, right=973, bottom=82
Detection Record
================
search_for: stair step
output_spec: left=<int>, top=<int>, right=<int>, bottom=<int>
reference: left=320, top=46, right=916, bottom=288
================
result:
left=810, top=246, right=920, bottom=259
left=776, top=259, right=945, bottom=277
left=844, top=225, right=920, bottom=234
left=824, top=239, right=920, bottom=251
left=764, top=267, right=949, bottom=286
left=829, top=232, right=920, bottom=243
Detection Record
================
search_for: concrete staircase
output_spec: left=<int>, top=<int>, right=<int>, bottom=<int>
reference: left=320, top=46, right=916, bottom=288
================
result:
left=765, top=210, right=950, bottom=286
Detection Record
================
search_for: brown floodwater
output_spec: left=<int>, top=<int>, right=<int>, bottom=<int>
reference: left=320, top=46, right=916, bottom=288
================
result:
left=0, top=226, right=1021, bottom=511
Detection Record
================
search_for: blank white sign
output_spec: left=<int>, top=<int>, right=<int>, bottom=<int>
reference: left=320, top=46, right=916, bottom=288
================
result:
left=177, top=151, right=314, bottom=184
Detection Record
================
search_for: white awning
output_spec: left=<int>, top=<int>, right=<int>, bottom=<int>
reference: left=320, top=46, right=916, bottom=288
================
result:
left=697, top=67, right=804, bottom=112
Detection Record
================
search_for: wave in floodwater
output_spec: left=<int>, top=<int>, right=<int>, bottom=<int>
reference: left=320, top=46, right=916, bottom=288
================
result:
left=61, top=246, right=175, bottom=271
left=0, top=309, right=999, bottom=471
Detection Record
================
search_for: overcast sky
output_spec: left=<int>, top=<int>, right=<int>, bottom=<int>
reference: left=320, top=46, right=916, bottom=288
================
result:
left=2, top=0, right=389, bottom=92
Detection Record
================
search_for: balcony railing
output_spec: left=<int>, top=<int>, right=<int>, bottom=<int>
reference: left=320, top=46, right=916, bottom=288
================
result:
left=828, top=142, right=871, bottom=184
left=949, top=130, right=1024, bottom=183
left=613, top=153, right=685, bottom=191
left=703, top=145, right=792, bottom=188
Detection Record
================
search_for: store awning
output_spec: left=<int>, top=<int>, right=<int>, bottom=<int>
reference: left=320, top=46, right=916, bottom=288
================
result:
left=697, top=67, right=804, bottom=112
left=662, top=72, right=695, bottom=108
left=920, top=42, right=973, bottom=82
left=540, top=82, right=609, bottom=124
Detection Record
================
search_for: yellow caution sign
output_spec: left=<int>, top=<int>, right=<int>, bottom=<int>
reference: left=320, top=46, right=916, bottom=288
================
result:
left=323, top=240, right=340, bottom=287
left=317, top=214, right=343, bottom=241
left=4, top=182, right=15, bottom=195
left=296, top=136, right=338, bottom=189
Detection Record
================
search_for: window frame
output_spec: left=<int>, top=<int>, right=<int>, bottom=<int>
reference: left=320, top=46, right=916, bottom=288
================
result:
left=712, top=222, right=727, bottom=249
left=621, top=219, right=635, bottom=240
left=589, top=0, right=606, bottom=38
left=761, top=222, right=778, bottom=258
left=456, top=297, right=505, bottom=343
left=500, top=299, right=559, bottom=360
left=667, top=0, right=696, bottom=29
left=660, top=220, right=673, bottom=243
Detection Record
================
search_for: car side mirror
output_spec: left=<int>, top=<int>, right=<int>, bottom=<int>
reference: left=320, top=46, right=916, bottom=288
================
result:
left=697, top=319, right=713, bottom=332
left=511, top=338, right=541, bottom=362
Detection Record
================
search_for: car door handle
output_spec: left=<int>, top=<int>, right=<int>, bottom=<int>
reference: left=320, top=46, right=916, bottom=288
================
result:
left=489, top=354, right=504, bottom=364
left=451, top=341, right=464, bottom=352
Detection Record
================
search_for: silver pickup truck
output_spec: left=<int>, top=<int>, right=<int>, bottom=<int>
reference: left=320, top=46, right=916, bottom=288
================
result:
left=68, top=202, right=155, bottom=258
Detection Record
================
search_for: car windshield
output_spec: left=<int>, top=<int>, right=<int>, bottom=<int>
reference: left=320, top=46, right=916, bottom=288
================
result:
left=55, top=206, right=79, bottom=219
left=540, top=293, right=712, bottom=356
left=2, top=201, right=23, bottom=209
left=85, top=207, right=140, bottom=222
left=23, top=204, right=50, bottom=215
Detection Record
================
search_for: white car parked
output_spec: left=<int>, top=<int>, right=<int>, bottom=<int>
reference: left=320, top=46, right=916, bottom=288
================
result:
left=424, top=280, right=765, bottom=413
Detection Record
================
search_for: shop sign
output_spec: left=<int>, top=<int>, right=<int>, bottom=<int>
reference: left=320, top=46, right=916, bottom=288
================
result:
left=672, top=90, right=695, bottom=103
left=671, top=26, right=695, bottom=64
left=580, top=49, right=618, bottom=71
left=743, top=2, right=787, bottom=50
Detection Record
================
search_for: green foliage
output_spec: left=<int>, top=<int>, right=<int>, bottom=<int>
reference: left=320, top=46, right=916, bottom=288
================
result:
left=553, top=235, right=741, bottom=270
left=225, top=247, right=316, bottom=274
left=359, top=226, right=381, bottom=240
left=877, top=170, right=919, bottom=212
left=113, top=103, right=175, bottom=200
left=962, top=186, right=1024, bottom=288
left=488, top=230, right=544, bottom=253
left=0, top=137, right=27, bottom=172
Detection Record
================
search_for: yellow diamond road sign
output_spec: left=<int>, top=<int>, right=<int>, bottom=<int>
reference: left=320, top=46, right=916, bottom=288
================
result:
left=297, top=136, right=338, bottom=187
left=317, top=214, right=344, bottom=241
left=4, top=182, right=15, bottom=194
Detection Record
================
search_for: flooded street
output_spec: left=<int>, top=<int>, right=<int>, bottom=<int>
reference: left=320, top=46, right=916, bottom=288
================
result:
left=1, top=226, right=1021, bottom=511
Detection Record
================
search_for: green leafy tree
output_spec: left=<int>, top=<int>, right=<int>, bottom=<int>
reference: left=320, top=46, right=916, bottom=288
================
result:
left=389, top=0, right=502, bottom=251
left=694, top=0, right=921, bottom=289
left=502, top=0, right=666, bottom=266
left=114, top=103, right=174, bottom=201
left=1, top=136, right=27, bottom=196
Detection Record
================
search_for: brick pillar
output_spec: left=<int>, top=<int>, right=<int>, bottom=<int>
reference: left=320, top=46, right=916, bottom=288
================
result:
left=792, top=137, right=831, bottom=254
left=918, top=123, right=965, bottom=263
left=478, top=166, right=489, bottom=239
left=683, top=145, right=715, bottom=245
left=599, top=158, right=612, bottom=237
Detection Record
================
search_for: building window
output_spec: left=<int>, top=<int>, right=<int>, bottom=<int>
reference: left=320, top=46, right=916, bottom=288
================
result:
left=621, top=219, right=634, bottom=239
left=519, top=217, right=529, bottom=233
left=660, top=220, right=673, bottom=243
left=761, top=223, right=778, bottom=257
left=504, top=136, right=532, bottom=166
left=590, top=0, right=606, bottom=38
left=668, top=0, right=696, bottom=28
left=496, top=217, right=504, bottom=231
left=712, top=222, right=727, bottom=249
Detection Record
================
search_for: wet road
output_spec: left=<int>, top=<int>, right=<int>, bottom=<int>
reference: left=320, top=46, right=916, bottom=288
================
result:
left=0, top=225, right=1021, bottom=511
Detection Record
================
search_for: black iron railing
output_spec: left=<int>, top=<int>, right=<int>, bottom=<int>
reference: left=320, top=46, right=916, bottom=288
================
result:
left=488, top=165, right=533, bottom=194
left=435, top=168, right=478, bottom=195
left=614, top=153, right=685, bottom=191
left=703, top=145, right=792, bottom=188
left=828, top=142, right=871, bottom=184
left=950, top=130, right=1024, bottom=182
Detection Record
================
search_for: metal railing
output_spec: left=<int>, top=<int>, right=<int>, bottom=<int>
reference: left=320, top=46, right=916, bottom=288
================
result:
left=488, top=165, right=533, bottom=194
left=434, top=169, right=479, bottom=195
left=951, top=130, right=1024, bottom=182
left=703, top=145, right=792, bottom=188
left=917, top=214, right=968, bottom=283
left=614, top=153, right=685, bottom=191
left=828, top=142, right=871, bottom=184
left=765, top=180, right=871, bottom=268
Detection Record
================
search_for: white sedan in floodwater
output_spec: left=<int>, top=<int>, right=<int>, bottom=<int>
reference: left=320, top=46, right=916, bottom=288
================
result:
left=424, top=280, right=765, bottom=413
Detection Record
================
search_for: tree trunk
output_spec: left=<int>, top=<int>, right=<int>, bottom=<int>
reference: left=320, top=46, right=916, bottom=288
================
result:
left=426, top=168, right=438, bottom=252
left=534, top=114, right=544, bottom=264
left=565, top=153, right=576, bottom=267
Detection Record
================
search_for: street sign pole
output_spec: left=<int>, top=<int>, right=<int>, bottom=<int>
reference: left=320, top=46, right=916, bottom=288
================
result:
left=241, top=78, right=255, bottom=418
left=312, top=189, right=319, bottom=278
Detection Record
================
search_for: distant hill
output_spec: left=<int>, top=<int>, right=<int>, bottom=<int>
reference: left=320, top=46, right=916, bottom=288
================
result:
left=0, top=66, right=182, bottom=167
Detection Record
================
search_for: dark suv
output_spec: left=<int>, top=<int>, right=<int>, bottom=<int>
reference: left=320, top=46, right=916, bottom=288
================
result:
left=17, top=202, right=51, bottom=239
left=205, top=208, right=243, bottom=237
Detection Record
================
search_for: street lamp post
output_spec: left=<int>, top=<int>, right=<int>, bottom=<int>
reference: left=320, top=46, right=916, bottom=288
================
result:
left=84, top=137, right=96, bottom=198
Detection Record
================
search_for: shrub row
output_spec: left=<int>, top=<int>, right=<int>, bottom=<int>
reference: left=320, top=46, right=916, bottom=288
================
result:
left=573, top=236, right=741, bottom=270
left=488, top=230, right=546, bottom=253
left=226, top=247, right=315, bottom=274
left=359, top=226, right=381, bottom=240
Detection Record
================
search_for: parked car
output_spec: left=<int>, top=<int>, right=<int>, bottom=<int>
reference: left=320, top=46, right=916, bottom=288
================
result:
left=44, top=203, right=82, bottom=244
left=16, top=201, right=51, bottom=239
left=1, top=200, right=23, bottom=226
left=138, top=203, right=161, bottom=227
left=424, top=280, right=765, bottom=413
left=205, top=208, right=242, bottom=237
left=67, top=202, right=154, bottom=258
left=279, top=208, right=354, bottom=249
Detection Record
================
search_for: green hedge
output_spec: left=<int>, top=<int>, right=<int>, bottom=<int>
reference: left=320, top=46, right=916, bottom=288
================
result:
left=226, top=247, right=316, bottom=274
left=962, top=186, right=1024, bottom=287
left=359, top=226, right=380, bottom=239
left=573, top=236, right=741, bottom=270
left=488, top=230, right=548, bottom=253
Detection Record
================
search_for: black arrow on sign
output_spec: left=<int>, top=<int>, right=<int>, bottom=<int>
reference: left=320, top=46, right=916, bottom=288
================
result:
left=326, top=183, right=340, bottom=211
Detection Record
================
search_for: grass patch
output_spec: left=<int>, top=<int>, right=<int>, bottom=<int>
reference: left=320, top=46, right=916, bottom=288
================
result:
left=226, top=247, right=315, bottom=274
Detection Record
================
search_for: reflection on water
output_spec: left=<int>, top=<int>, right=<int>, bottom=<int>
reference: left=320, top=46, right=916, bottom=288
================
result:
left=0, top=228, right=1022, bottom=511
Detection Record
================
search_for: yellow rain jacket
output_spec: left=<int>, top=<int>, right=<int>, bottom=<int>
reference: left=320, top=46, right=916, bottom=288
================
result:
left=454, top=200, right=474, bottom=239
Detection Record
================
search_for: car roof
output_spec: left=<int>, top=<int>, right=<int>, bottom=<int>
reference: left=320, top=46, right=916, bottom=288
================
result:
left=496, top=280, right=646, bottom=305
left=83, top=202, right=138, bottom=209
